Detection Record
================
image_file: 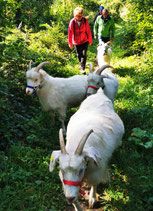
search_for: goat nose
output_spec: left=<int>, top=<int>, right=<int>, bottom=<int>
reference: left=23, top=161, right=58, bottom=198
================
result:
left=66, top=197, right=75, bottom=204
left=26, top=89, right=29, bottom=94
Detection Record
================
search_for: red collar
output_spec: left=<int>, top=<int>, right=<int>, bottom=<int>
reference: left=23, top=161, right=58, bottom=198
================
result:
left=63, top=176, right=85, bottom=195
left=88, top=85, right=98, bottom=90
left=63, top=179, right=82, bottom=186
left=88, top=85, right=105, bottom=90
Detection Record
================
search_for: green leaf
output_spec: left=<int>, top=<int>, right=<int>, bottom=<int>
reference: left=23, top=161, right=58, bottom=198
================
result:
left=35, top=180, right=44, bottom=185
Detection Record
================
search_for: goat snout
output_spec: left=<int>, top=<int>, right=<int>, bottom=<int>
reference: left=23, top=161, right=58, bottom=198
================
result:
left=26, top=88, right=30, bottom=95
left=66, top=196, right=75, bottom=204
left=26, top=88, right=33, bottom=95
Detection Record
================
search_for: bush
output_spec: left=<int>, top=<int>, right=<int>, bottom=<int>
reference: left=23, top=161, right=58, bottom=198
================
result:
left=119, top=0, right=153, bottom=54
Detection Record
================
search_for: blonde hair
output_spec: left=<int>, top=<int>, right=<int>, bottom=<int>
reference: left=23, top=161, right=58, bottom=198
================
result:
left=74, top=7, right=84, bottom=16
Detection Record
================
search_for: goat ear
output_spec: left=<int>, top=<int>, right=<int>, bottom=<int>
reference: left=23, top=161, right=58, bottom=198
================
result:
left=100, top=74, right=109, bottom=80
left=49, top=150, right=61, bottom=172
left=83, top=146, right=101, bottom=166
left=40, top=71, right=47, bottom=79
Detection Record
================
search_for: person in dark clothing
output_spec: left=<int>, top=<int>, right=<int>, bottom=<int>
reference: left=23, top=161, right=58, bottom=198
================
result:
left=93, top=5, right=104, bottom=24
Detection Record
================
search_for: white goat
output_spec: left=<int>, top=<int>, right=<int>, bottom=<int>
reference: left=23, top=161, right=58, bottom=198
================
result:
left=97, top=41, right=113, bottom=66
left=87, top=64, right=119, bottom=103
left=49, top=88, right=125, bottom=211
left=26, top=62, right=87, bottom=132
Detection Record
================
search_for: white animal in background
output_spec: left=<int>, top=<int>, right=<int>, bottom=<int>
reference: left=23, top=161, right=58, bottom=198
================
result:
left=49, top=88, right=125, bottom=211
left=97, top=41, right=113, bottom=66
left=26, top=61, right=88, bottom=132
left=87, top=64, right=119, bottom=103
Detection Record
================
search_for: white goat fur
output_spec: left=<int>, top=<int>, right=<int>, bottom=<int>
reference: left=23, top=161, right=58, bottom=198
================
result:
left=26, top=64, right=87, bottom=132
left=97, top=41, right=112, bottom=66
left=87, top=41, right=118, bottom=103
left=87, top=64, right=119, bottom=103
left=49, top=88, right=125, bottom=211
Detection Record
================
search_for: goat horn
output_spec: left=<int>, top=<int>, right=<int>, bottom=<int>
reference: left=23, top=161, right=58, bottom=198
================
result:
left=75, top=129, right=93, bottom=155
left=95, top=65, right=114, bottom=75
left=86, top=63, right=93, bottom=73
left=35, top=61, right=50, bottom=72
left=59, top=129, right=68, bottom=154
left=28, top=61, right=32, bottom=70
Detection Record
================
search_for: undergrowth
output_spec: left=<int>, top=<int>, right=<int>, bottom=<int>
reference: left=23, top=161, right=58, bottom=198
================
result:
left=0, top=17, right=153, bottom=211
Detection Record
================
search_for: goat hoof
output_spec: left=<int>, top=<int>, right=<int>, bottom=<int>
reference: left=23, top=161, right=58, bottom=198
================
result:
left=89, top=197, right=96, bottom=209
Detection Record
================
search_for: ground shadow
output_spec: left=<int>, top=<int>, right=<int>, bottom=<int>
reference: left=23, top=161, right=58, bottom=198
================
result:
left=113, top=66, right=136, bottom=78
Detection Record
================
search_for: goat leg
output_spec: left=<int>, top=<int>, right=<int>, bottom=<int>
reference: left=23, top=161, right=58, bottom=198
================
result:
left=72, top=200, right=83, bottom=211
left=58, top=109, right=66, bottom=135
left=89, top=185, right=97, bottom=209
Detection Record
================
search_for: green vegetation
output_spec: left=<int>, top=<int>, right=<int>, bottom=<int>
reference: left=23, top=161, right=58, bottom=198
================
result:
left=0, top=0, right=152, bottom=210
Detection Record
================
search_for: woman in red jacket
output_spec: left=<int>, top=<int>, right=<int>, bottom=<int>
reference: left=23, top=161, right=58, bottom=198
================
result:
left=68, top=7, right=92, bottom=74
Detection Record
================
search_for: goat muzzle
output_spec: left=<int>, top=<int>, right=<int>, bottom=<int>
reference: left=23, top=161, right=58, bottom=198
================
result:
left=26, top=88, right=30, bottom=95
left=63, top=177, right=86, bottom=196
left=66, top=197, right=75, bottom=204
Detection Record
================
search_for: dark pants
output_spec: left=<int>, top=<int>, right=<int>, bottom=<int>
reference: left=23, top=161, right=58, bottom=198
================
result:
left=74, top=41, right=89, bottom=70
left=98, top=36, right=110, bottom=43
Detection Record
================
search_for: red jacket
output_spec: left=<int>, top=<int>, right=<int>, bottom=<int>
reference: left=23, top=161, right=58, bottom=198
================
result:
left=68, top=17, right=92, bottom=48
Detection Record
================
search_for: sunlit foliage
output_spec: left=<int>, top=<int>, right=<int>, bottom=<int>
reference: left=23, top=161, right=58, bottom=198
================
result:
left=0, top=0, right=152, bottom=210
